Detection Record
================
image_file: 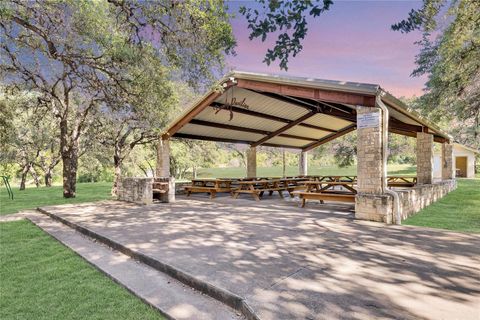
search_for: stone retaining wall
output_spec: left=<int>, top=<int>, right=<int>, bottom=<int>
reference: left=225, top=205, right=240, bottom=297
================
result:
left=356, top=179, right=457, bottom=224
left=118, top=177, right=153, bottom=205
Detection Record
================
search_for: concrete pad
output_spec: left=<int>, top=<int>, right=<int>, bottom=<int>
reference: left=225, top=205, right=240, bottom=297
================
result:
left=26, top=212, right=242, bottom=320
left=39, top=196, right=480, bottom=320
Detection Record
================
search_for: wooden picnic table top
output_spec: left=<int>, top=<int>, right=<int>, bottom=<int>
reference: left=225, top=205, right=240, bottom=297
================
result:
left=191, top=178, right=234, bottom=182
left=303, top=180, right=355, bottom=185
left=236, top=179, right=281, bottom=185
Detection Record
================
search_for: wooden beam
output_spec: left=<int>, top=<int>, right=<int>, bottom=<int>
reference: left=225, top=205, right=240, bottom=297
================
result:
left=163, top=91, right=222, bottom=139
left=172, top=133, right=303, bottom=149
left=189, top=119, right=318, bottom=142
left=252, top=111, right=317, bottom=147
left=210, top=103, right=337, bottom=133
left=303, top=124, right=357, bottom=151
left=388, top=128, right=446, bottom=143
left=237, top=79, right=376, bottom=107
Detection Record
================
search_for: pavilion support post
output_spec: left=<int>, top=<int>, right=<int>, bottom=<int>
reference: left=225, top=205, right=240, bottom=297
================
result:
left=246, top=146, right=257, bottom=178
left=156, top=137, right=175, bottom=202
left=355, top=106, right=392, bottom=223
left=441, top=142, right=454, bottom=180
left=416, top=132, right=434, bottom=184
left=299, top=151, right=308, bottom=176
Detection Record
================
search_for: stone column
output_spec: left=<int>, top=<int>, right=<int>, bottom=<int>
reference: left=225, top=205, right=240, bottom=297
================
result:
left=355, top=106, right=392, bottom=223
left=246, top=146, right=257, bottom=178
left=156, top=138, right=170, bottom=178
left=441, top=142, right=454, bottom=180
left=356, top=107, right=385, bottom=194
left=416, top=132, right=434, bottom=184
left=299, top=151, right=308, bottom=176
left=156, top=138, right=175, bottom=202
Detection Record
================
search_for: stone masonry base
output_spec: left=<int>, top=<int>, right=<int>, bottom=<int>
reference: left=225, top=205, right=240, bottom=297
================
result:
left=355, top=179, right=457, bottom=224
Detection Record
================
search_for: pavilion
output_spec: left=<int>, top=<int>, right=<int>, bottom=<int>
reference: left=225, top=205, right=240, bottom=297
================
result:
left=155, top=71, right=457, bottom=224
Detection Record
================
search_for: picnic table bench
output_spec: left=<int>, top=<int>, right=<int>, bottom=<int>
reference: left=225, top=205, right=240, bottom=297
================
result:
left=184, top=178, right=233, bottom=199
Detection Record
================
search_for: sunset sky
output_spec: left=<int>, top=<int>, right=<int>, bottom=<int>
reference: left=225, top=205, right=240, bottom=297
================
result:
left=226, top=1, right=427, bottom=98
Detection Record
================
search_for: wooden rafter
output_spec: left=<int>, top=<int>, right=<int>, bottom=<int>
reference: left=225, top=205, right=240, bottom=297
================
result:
left=251, top=111, right=317, bottom=147
left=303, top=124, right=357, bottom=151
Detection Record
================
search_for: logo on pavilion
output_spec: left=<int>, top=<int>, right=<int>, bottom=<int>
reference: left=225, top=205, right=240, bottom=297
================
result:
left=214, top=88, right=250, bottom=121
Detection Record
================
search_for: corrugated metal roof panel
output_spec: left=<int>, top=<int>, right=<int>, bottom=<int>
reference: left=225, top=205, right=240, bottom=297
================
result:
left=195, top=106, right=285, bottom=132
left=302, top=114, right=352, bottom=130
left=215, top=87, right=309, bottom=121
left=178, top=123, right=264, bottom=142
left=267, top=136, right=311, bottom=148
left=283, top=126, right=330, bottom=140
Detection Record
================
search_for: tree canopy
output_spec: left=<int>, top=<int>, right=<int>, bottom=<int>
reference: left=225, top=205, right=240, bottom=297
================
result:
left=393, top=0, right=480, bottom=148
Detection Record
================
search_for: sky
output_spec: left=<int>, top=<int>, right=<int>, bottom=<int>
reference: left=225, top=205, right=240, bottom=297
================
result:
left=226, top=1, right=427, bottom=98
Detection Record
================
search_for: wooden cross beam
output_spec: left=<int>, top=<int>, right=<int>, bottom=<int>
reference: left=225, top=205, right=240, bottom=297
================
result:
left=251, top=111, right=318, bottom=147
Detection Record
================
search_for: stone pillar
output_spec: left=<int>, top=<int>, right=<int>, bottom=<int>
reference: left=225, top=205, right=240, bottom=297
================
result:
left=356, top=107, right=385, bottom=194
left=416, top=132, right=434, bottom=184
left=156, top=138, right=175, bottom=202
left=246, top=146, right=257, bottom=178
left=156, top=138, right=170, bottom=178
left=441, top=142, right=454, bottom=180
left=299, top=151, right=308, bottom=176
left=355, top=106, right=392, bottom=223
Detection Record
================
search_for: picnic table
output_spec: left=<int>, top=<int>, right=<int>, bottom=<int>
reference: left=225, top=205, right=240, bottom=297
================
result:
left=233, top=179, right=288, bottom=201
left=184, top=178, right=234, bottom=199
left=295, top=180, right=357, bottom=207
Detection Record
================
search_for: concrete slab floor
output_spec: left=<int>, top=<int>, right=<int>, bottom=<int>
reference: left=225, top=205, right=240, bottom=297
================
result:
left=39, top=196, right=480, bottom=320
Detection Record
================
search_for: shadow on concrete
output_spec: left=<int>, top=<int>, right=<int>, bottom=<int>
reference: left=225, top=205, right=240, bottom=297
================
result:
left=40, top=195, right=480, bottom=320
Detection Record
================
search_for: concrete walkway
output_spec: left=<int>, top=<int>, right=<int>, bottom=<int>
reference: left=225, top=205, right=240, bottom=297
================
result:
left=12, top=211, right=242, bottom=320
left=38, top=197, right=480, bottom=320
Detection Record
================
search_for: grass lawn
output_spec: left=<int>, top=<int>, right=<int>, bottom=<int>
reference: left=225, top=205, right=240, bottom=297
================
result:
left=0, top=182, right=113, bottom=215
left=403, top=178, right=480, bottom=233
left=0, top=219, right=164, bottom=320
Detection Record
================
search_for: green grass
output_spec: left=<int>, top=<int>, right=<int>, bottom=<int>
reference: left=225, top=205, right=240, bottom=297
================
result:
left=0, top=219, right=164, bottom=320
left=403, top=178, right=480, bottom=233
left=0, top=182, right=113, bottom=215
left=198, top=164, right=416, bottom=178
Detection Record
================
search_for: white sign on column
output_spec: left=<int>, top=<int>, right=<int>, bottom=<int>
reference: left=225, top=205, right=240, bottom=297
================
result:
left=357, top=111, right=380, bottom=129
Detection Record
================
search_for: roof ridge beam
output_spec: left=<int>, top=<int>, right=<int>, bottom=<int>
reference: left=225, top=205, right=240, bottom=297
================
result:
left=251, top=111, right=317, bottom=147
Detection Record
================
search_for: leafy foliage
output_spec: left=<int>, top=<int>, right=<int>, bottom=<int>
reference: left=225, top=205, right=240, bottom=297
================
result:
left=393, top=0, right=480, bottom=149
left=239, top=0, right=333, bottom=70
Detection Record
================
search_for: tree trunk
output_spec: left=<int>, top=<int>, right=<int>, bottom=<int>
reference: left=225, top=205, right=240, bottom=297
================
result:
left=19, top=163, right=30, bottom=190
left=30, top=166, right=40, bottom=187
left=60, top=118, right=78, bottom=198
left=44, top=169, right=53, bottom=187
left=112, top=152, right=122, bottom=196
left=192, top=166, right=197, bottom=179
left=62, top=148, right=78, bottom=198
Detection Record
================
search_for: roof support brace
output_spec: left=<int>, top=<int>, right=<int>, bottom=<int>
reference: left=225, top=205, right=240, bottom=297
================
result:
left=303, top=124, right=357, bottom=152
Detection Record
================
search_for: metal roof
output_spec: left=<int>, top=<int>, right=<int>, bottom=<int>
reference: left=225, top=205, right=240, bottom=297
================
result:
left=163, top=71, right=452, bottom=149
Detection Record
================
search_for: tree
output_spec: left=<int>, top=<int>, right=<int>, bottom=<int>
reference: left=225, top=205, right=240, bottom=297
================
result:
left=392, top=0, right=480, bottom=148
left=0, top=88, right=59, bottom=189
left=239, top=0, right=333, bottom=70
